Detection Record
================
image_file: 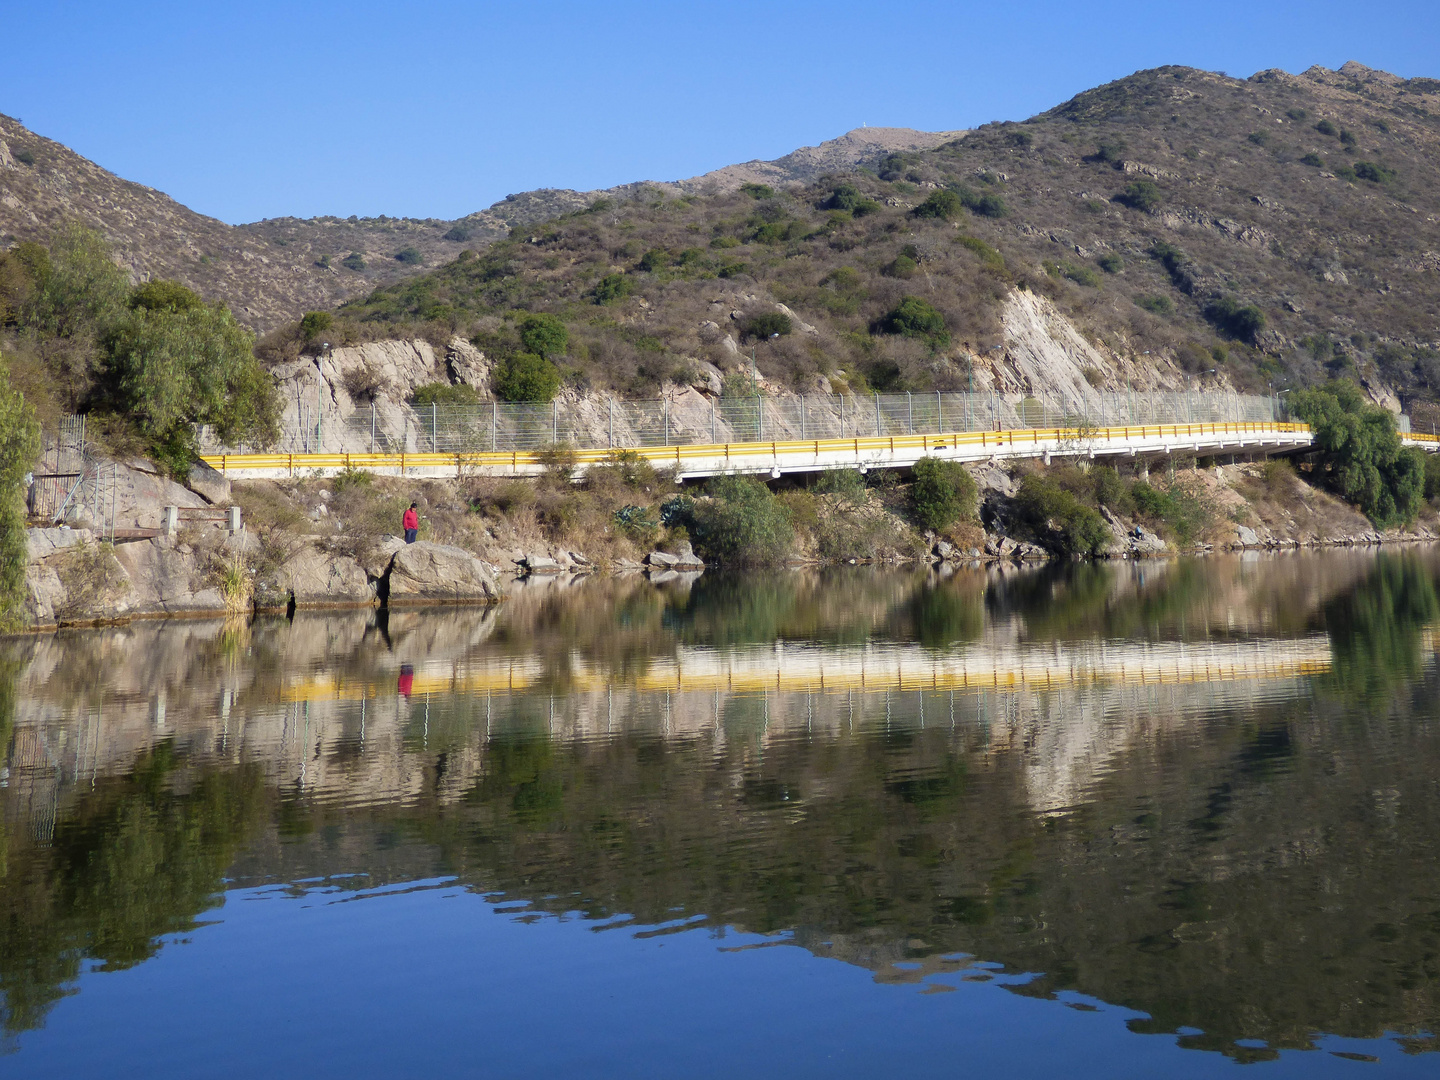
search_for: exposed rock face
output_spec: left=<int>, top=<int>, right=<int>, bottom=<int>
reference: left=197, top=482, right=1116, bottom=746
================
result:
left=273, top=543, right=376, bottom=608
left=112, top=539, right=228, bottom=615
left=386, top=542, right=503, bottom=604
left=648, top=541, right=704, bottom=571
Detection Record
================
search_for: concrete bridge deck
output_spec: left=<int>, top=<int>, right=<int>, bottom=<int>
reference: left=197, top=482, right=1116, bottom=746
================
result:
left=204, top=419, right=1318, bottom=481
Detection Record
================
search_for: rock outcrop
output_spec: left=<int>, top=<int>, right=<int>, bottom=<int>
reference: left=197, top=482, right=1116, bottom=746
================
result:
left=385, top=542, right=503, bottom=605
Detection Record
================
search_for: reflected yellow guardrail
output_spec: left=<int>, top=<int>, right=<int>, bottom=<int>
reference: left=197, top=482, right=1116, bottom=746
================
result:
left=278, top=638, right=1334, bottom=703
left=205, top=420, right=1314, bottom=478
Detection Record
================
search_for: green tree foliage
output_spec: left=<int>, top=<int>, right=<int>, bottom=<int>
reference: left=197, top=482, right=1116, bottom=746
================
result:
left=102, top=287, right=279, bottom=470
left=492, top=353, right=561, bottom=403
left=298, top=311, right=333, bottom=340
left=26, top=222, right=130, bottom=340
left=1315, top=119, right=1340, bottom=137
left=1118, top=181, right=1163, bottom=212
left=910, top=458, right=977, bottom=532
left=690, top=474, right=793, bottom=565
left=912, top=189, right=964, bottom=221
left=1288, top=380, right=1426, bottom=527
left=740, top=312, right=791, bottom=341
left=1097, top=253, right=1124, bottom=274
left=395, top=247, right=423, bottom=265
left=592, top=273, right=633, bottom=305
left=878, top=296, right=950, bottom=349
left=518, top=313, right=568, bottom=359
left=1014, top=473, right=1112, bottom=556
left=130, top=280, right=205, bottom=314
left=341, top=252, right=366, bottom=271
left=0, top=360, right=41, bottom=628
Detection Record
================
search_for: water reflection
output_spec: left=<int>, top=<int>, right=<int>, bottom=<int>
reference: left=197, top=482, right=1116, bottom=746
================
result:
left=3, top=551, right=1440, bottom=1066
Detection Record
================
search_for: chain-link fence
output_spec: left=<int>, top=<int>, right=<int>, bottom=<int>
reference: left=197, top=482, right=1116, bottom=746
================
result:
left=205, top=390, right=1285, bottom=456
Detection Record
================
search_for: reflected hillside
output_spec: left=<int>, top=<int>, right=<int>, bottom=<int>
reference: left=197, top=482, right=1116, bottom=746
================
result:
left=3, top=551, right=1440, bottom=1061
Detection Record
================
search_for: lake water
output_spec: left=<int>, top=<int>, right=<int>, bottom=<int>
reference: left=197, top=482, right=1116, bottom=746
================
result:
left=2, top=552, right=1438, bottom=1077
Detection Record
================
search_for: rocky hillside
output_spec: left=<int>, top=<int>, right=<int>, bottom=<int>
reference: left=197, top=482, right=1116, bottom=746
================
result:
left=282, top=62, right=1440, bottom=416
left=0, top=114, right=954, bottom=333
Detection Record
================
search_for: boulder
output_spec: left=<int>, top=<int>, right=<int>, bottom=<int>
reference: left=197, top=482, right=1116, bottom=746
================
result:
left=520, top=553, right=563, bottom=575
left=933, top=539, right=956, bottom=560
left=360, top=535, right=408, bottom=579
left=1235, top=524, right=1262, bottom=547
left=185, top=459, right=233, bottom=506
left=669, top=540, right=704, bottom=570
left=23, top=563, right=66, bottom=627
left=647, top=550, right=678, bottom=569
left=387, top=542, right=503, bottom=604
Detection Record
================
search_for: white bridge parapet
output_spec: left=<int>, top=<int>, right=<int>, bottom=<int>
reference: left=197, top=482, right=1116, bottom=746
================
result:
left=203, top=420, right=1316, bottom=481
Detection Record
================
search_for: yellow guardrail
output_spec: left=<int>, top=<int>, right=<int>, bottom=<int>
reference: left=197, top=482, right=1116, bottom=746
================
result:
left=203, top=421, right=1313, bottom=476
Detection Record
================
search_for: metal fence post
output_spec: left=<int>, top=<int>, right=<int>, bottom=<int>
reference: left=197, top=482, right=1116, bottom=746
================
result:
left=840, top=393, right=845, bottom=438
left=711, top=400, right=717, bottom=444
left=432, top=403, right=438, bottom=452
left=371, top=403, right=376, bottom=453
left=664, top=398, right=670, bottom=446
left=936, top=391, right=943, bottom=433
left=610, top=400, right=615, bottom=449
left=875, top=393, right=881, bottom=436
left=907, top=391, right=913, bottom=435
left=757, top=395, right=763, bottom=441
left=492, top=400, right=498, bottom=452
left=800, top=398, right=806, bottom=440
left=553, top=401, right=558, bottom=444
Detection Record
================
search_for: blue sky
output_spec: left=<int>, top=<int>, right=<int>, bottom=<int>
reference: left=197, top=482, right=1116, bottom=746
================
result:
left=3, top=1, right=1437, bottom=225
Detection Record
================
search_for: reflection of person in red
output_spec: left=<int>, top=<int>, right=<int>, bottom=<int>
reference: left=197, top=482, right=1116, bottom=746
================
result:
left=402, top=503, right=419, bottom=543
left=398, top=663, right=414, bottom=699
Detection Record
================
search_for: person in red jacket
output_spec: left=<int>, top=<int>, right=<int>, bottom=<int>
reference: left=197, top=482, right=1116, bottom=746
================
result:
left=402, top=502, right=419, bottom=543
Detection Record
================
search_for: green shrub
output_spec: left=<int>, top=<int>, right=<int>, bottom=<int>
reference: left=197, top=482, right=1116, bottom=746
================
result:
left=721, top=372, right=763, bottom=399
left=12, top=149, right=35, bottom=166
left=1205, top=297, right=1265, bottom=343
left=813, top=468, right=867, bottom=499
left=518, top=313, right=568, bottom=359
left=341, top=253, right=366, bottom=271
left=1130, top=480, right=1212, bottom=543
left=1289, top=380, right=1425, bottom=527
left=740, top=183, right=774, bottom=199
left=443, top=225, right=472, bottom=242
left=591, top=449, right=658, bottom=490
left=1424, top=453, right=1440, bottom=501
left=637, top=248, right=668, bottom=272
left=131, top=280, right=205, bottom=314
left=1092, top=140, right=1127, bottom=164
left=883, top=254, right=919, bottom=279
left=1247, top=131, right=1270, bottom=147
left=395, top=247, right=423, bottom=265
left=956, top=236, right=1005, bottom=269
left=1090, top=465, right=1132, bottom=514
left=1315, top=119, right=1339, bottom=137
left=741, top=311, right=792, bottom=341
left=1353, top=161, right=1397, bottom=184
left=1339, top=128, right=1357, bottom=147
left=1138, top=295, right=1173, bottom=316
left=691, top=474, right=793, bottom=565
left=912, top=189, right=964, bottom=220
left=878, top=296, right=950, bottom=349
left=1097, top=253, right=1124, bottom=274
left=1047, top=260, right=1102, bottom=287
left=492, top=353, right=561, bottom=403
left=1301, top=153, right=1325, bottom=168
left=1014, top=474, right=1111, bottom=556
left=1118, top=180, right=1163, bottom=212
left=592, top=273, right=633, bottom=304
left=299, top=310, right=333, bottom=340
left=910, top=458, right=977, bottom=531
left=410, top=382, right=480, bottom=406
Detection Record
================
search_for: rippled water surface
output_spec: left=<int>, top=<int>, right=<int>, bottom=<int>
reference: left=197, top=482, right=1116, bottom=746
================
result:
left=3, top=552, right=1439, bottom=1077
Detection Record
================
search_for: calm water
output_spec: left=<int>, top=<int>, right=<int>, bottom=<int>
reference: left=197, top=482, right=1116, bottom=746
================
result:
left=2, top=553, right=1439, bottom=1077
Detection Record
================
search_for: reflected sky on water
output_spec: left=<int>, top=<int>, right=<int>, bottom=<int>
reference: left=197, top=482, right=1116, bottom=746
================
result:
left=2, top=551, right=1439, bottom=1076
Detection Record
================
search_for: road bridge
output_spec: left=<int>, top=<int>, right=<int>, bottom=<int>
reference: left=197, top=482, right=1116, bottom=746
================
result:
left=204, top=419, right=1315, bottom=481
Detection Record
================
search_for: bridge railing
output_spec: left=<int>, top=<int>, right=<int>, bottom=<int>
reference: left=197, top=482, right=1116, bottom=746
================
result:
left=205, top=390, right=1284, bottom=455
